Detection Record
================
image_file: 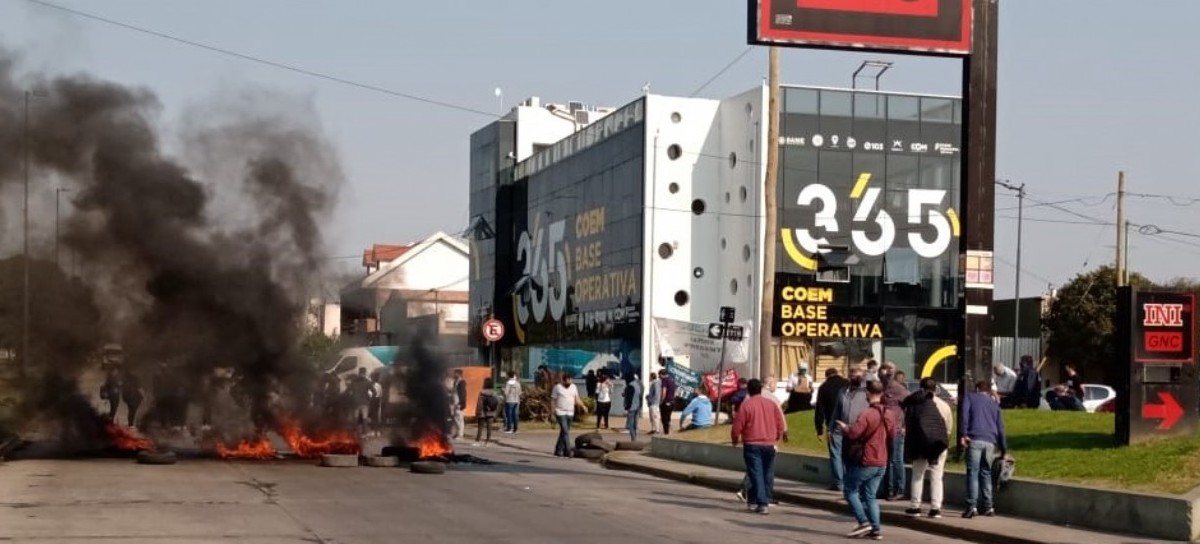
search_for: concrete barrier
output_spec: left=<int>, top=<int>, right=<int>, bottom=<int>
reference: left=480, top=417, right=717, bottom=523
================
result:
left=650, top=437, right=1199, bottom=541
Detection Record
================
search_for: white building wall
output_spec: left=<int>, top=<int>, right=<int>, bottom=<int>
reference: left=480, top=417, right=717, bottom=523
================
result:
left=371, top=242, right=469, bottom=292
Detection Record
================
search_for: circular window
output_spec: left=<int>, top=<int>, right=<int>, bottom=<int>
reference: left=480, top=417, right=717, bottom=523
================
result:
left=691, top=199, right=706, bottom=215
left=739, top=186, right=748, bottom=202
left=670, top=112, right=682, bottom=123
left=729, top=152, right=737, bottom=169
left=667, top=144, right=682, bottom=160
left=730, top=279, right=739, bottom=295
left=742, top=245, right=752, bottom=262
left=720, top=238, right=727, bottom=250
left=724, top=192, right=731, bottom=203
left=674, top=290, right=690, bottom=306
left=658, top=243, right=674, bottom=259
left=668, top=182, right=680, bottom=194
left=693, top=267, right=704, bottom=279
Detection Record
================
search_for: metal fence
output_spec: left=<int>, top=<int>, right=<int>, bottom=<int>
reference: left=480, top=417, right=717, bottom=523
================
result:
left=991, top=336, right=1043, bottom=368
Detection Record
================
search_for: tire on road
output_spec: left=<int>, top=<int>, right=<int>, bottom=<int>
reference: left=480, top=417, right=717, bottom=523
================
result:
left=136, top=451, right=177, bottom=465
left=574, top=448, right=606, bottom=460
left=574, top=432, right=604, bottom=450
left=320, top=453, right=360, bottom=467
left=366, top=455, right=399, bottom=467
left=614, top=440, right=647, bottom=452
left=410, top=461, right=446, bottom=474
left=587, top=440, right=615, bottom=453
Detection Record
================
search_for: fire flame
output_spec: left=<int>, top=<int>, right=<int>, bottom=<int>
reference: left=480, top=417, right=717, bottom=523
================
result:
left=278, top=420, right=359, bottom=458
left=215, top=437, right=278, bottom=460
left=414, top=433, right=453, bottom=459
left=105, top=423, right=156, bottom=452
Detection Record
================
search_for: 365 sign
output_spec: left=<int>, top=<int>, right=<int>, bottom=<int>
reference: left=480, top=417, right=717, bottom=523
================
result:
left=1135, top=292, right=1195, bottom=364
left=748, top=0, right=973, bottom=56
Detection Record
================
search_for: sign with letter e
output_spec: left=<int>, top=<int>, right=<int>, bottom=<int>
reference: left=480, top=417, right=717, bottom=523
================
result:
left=748, top=0, right=973, bottom=56
left=1135, top=292, right=1195, bottom=364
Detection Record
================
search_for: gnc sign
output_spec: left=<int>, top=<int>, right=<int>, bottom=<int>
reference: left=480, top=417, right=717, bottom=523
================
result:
left=1135, top=293, right=1195, bottom=364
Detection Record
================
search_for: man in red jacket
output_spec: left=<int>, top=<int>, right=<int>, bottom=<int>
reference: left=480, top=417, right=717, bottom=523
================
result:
left=731, top=379, right=788, bottom=515
left=837, top=380, right=896, bottom=540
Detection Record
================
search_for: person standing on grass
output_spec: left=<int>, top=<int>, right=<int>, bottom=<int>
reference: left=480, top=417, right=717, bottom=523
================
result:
left=595, top=374, right=613, bottom=430
left=815, top=367, right=850, bottom=491
left=646, top=372, right=662, bottom=435
left=879, top=362, right=910, bottom=501
left=1063, top=364, right=1085, bottom=401
left=659, top=368, right=677, bottom=435
left=624, top=373, right=643, bottom=441
left=1012, top=355, right=1041, bottom=409
left=473, top=377, right=500, bottom=446
left=785, top=363, right=814, bottom=413
left=503, top=371, right=522, bottom=434
left=731, top=379, right=788, bottom=516
left=960, top=380, right=1008, bottom=518
left=551, top=374, right=589, bottom=458
left=837, top=380, right=895, bottom=540
left=902, top=378, right=952, bottom=519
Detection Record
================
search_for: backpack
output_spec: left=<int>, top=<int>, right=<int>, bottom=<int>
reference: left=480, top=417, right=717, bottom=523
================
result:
left=482, top=393, right=500, bottom=415
left=845, top=406, right=889, bottom=465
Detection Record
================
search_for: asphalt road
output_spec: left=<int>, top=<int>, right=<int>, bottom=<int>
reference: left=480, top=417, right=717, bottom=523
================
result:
left=0, top=446, right=970, bottom=544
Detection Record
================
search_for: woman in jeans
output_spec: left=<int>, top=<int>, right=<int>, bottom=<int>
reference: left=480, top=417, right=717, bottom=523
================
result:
left=595, top=374, right=613, bottom=429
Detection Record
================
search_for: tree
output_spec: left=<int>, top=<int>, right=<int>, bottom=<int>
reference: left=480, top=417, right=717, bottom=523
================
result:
left=1042, top=265, right=1153, bottom=382
left=297, top=329, right=345, bottom=371
left=0, top=256, right=102, bottom=377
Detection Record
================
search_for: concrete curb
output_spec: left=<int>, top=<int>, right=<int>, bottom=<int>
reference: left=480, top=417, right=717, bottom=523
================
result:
left=602, top=453, right=1062, bottom=544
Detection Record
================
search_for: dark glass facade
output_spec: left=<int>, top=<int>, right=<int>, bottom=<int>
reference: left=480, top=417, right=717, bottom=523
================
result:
left=773, top=87, right=963, bottom=382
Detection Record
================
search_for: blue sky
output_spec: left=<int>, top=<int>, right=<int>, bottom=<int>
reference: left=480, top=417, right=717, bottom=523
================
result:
left=2, top=0, right=1198, bottom=296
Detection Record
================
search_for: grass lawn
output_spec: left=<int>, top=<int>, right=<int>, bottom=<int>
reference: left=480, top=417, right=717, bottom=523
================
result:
left=675, top=410, right=1200, bottom=494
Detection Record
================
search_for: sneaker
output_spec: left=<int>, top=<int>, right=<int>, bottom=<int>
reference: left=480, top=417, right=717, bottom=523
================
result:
left=928, top=509, right=942, bottom=519
left=983, top=508, right=996, bottom=517
left=962, top=508, right=977, bottom=519
left=745, top=504, right=757, bottom=513
left=867, top=530, right=882, bottom=540
left=755, top=505, right=769, bottom=515
left=846, top=524, right=872, bottom=538
left=735, top=490, right=746, bottom=503
left=905, top=508, right=921, bottom=517
left=471, top=442, right=481, bottom=447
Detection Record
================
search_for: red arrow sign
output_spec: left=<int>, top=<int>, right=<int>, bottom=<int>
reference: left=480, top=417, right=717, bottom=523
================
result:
left=1142, top=391, right=1184, bottom=431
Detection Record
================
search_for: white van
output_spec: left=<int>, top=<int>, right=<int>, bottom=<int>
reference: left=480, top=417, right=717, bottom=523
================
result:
left=325, top=346, right=400, bottom=385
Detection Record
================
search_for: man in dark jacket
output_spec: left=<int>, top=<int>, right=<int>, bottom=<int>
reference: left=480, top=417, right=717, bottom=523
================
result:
left=815, top=367, right=850, bottom=491
left=879, top=362, right=910, bottom=501
left=658, top=368, right=677, bottom=435
left=902, top=378, right=952, bottom=518
left=961, top=380, right=1008, bottom=518
left=1011, top=355, right=1041, bottom=409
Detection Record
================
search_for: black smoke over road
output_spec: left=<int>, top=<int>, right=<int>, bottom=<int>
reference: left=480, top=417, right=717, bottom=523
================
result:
left=0, top=51, right=344, bottom=447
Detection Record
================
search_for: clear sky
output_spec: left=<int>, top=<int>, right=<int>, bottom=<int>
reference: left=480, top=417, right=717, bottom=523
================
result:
left=2, top=0, right=1198, bottom=297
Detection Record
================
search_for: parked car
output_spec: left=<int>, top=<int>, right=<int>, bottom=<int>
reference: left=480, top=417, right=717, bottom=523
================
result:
left=1039, top=384, right=1116, bottom=413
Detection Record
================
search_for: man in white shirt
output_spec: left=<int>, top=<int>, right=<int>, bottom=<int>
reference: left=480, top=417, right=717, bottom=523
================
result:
left=503, top=371, right=522, bottom=434
left=992, top=363, right=1017, bottom=398
left=551, top=374, right=589, bottom=458
left=646, top=373, right=662, bottom=435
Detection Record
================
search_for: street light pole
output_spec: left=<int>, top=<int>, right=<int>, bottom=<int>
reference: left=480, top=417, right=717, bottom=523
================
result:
left=996, top=180, right=1025, bottom=368
left=21, top=90, right=31, bottom=380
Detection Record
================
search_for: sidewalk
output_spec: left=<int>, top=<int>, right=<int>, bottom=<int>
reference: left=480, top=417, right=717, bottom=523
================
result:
left=488, top=430, right=1179, bottom=544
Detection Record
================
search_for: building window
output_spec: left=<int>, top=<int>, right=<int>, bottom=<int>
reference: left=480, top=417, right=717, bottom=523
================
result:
left=674, top=290, right=690, bottom=306
left=730, top=279, right=739, bottom=295
left=739, top=186, right=748, bottom=202
left=667, top=144, right=682, bottom=160
left=671, top=112, right=682, bottom=123
left=658, top=243, right=674, bottom=259
left=668, top=182, right=680, bottom=194
left=691, top=199, right=706, bottom=215
left=729, top=152, right=737, bottom=169
left=693, top=267, right=704, bottom=279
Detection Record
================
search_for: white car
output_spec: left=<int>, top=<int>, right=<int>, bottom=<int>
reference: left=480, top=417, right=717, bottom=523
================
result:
left=1039, top=384, right=1116, bottom=413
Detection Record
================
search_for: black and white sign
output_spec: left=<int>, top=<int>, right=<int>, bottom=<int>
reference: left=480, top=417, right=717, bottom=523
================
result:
left=707, top=323, right=746, bottom=341
left=720, top=306, right=736, bottom=323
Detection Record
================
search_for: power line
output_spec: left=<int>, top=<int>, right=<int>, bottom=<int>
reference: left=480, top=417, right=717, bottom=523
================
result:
left=1126, top=192, right=1200, bottom=207
left=690, top=47, right=754, bottom=97
left=996, top=215, right=1109, bottom=226
left=993, top=254, right=1055, bottom=287
left=995, top=193, right=1113, bottom=212
left=25, top=0, right=500, bottom=118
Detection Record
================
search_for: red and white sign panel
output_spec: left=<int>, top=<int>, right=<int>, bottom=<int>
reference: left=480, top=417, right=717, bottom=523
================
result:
left=749, top=0, right=973, bottom=56
left=1134, top=292, right=1195, bottom=364
left=482, top=319, right=505, bottom=342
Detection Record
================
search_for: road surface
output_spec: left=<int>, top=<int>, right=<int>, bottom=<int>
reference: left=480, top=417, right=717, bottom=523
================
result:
left=0, top=445, right=969, bottom=543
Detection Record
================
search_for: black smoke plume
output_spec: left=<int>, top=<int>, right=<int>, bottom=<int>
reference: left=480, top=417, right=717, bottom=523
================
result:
left=396, top=334, right=452, bottom=444
left=0, top=50, right=343, bottom=448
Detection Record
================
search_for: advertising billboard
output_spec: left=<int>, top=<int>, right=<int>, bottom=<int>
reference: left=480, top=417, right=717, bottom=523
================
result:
left=1134, top=292, right=1195, bottom=365
left=748, top=0, right=973, bottom=56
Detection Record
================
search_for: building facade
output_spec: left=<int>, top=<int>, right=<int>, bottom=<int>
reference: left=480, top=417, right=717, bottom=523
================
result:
left=469, top=85, right=966, bottom=390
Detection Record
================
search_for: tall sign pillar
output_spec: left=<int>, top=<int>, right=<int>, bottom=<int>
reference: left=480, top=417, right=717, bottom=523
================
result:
left=1115, top=288, right=1197, bottom=445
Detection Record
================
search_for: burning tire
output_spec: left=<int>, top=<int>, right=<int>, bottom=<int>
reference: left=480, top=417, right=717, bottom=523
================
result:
left=574, top=432, right=604, bottom=450
left=366, top=455, right=399, bottom=467
left=614, top=440, right=648, bottom=452
left=136, top=451, right=177, bottom=465
left=410, top=461, right=446, bottom=474
left=574, top=448, right=606, bottom=460
left=320, top=453, right=360, bottom=467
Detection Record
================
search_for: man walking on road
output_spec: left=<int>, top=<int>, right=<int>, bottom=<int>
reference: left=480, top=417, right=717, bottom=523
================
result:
left=731, top=379, right=787, bottom=515
left=837, top=380, right=896, bottom=540
left=879, top=362, right=909, bottom=501
left=551, top=374, right=589, bottom=458
left=449, top=369, right=467, bottom=440
left=902, top=378, right=952, bottom=518
left=961, top=380, right=1008, bottom=518
left=815, top=367, right=850, bottom=491
left=646, top=372, right=662, bottom=435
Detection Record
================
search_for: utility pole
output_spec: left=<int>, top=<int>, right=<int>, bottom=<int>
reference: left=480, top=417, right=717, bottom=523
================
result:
left=996, top=180, right=1024, bottom=367
left=21, top=90, right=32, bottom=381
left=1115, top=171, right=1126, bottom=286
left=759, top=46, right=780, bottom=381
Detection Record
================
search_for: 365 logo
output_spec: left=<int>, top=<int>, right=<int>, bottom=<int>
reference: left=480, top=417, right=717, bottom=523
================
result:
left=511, top=218, right=569, bottom=341
left=781, top=173, right=960, bottom=270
